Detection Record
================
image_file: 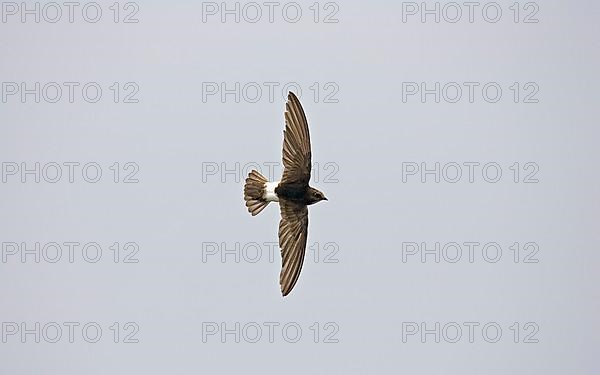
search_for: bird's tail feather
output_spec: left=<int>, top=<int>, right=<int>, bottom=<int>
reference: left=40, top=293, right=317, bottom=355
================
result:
left=244, top=170, right=269, bottom=216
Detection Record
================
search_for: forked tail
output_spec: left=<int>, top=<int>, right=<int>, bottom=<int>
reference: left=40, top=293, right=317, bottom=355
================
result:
left=244, top=170, right=269, bottom=216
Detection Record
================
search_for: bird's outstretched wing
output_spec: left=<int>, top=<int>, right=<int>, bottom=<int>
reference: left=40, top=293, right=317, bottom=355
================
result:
left=278, top=200, right=309, bottom=296
left=281, top=92, right=312, bottom=186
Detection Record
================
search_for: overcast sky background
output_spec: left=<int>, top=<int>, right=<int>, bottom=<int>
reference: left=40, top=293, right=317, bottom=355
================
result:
left=1, top=0, right=599, bottom=373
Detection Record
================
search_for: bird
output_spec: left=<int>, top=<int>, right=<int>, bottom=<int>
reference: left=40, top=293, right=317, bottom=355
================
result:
left=243, top=91, right=328, bottom=297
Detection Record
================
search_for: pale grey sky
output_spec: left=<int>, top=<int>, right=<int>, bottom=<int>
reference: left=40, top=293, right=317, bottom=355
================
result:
left=1, top=1, right=599, bottom=373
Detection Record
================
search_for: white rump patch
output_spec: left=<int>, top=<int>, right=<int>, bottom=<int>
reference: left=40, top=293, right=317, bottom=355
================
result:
left=264, top=181, right=280, bottom=202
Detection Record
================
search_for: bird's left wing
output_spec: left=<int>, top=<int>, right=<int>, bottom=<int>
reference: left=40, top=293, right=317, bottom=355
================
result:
left=281, top=92, right=312, bottom=186
left=278, top=200, right=309, bottom=296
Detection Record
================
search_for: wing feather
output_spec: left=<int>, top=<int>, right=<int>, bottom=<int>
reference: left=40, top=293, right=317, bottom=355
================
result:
left=281, top=92, right=312, bottom=186
left=278, top=201, right=309, bottom=296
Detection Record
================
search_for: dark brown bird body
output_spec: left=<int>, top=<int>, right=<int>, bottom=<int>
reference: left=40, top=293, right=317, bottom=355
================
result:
left=275, top=183, right=326, bottom=206
left=243, top=92, right=327, bottom=296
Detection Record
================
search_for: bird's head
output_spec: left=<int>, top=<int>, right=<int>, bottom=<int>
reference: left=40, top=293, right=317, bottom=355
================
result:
left=307, top=187, right=328, bottom=205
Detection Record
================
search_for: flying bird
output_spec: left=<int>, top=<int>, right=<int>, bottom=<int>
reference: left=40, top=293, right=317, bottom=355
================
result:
left=243, top=92, right=328, bottom=296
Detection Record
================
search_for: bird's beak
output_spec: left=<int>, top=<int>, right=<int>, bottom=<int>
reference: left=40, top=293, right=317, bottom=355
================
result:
left=323, top=197, right=328, bottom=201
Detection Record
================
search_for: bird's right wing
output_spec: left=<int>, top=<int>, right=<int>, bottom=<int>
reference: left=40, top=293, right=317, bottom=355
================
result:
left=278, top=200, right=309, bottom=296
left=281, top=92, right=312, bottom=186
